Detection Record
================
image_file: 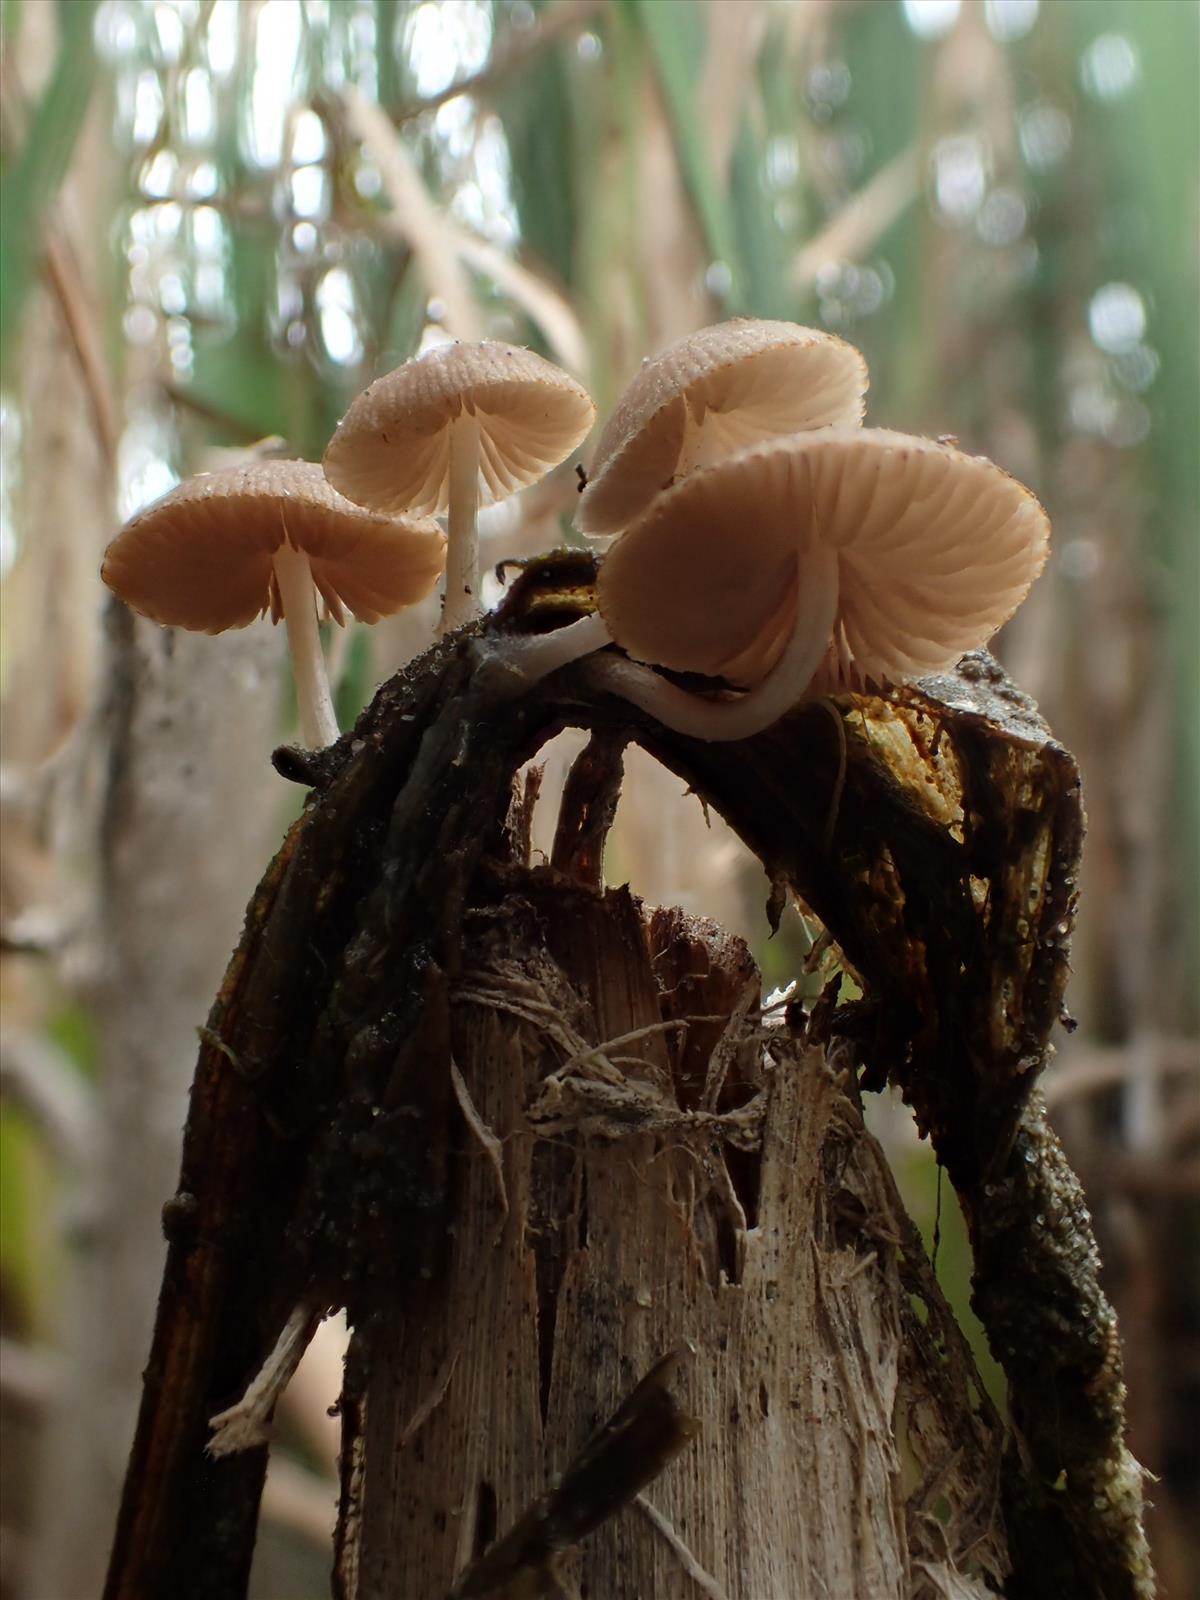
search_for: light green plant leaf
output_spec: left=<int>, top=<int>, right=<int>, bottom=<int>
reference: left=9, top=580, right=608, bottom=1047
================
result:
left=0, top=0, right=99, bottom=382
left=624, top=0, right=748, bottom=314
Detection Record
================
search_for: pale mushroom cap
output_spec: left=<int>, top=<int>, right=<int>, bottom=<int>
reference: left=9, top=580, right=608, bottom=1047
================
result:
left=575, top=319, right=869, bottom=537
left=101, top=460, right=447, bottom=633
left=596, top=428, right=1050, bottom=688
left=322, top=340, right=596, bottom=516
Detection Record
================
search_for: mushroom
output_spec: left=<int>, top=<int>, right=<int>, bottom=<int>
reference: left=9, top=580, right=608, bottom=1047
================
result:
left=574, top=319, right=868, bottom=538
left=101, top=459, right=446, bottom=749
left=581, top=427, right=1050, bottom=740
left=322, top=340, right=596, bottom=636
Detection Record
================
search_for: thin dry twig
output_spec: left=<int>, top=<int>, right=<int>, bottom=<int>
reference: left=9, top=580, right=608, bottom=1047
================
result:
left=793, top=144, right=922, bottom=287
left=391, top=0, right=603, bottom=124
left=700, top=0, right=769, bottom=180
left=341, top=87, right=482, bottom=340
left=550, top=1018, right=698, bottom=1079
left=398, top=1342, right=461, bottom=1448
left=0, top=1030, right=96, bottom=1164
left=0, top=49, right=118, bottom=464
left=634, top=1494, right=731, bottom=1600
left=1044, top=1040, right=1198, bottom=1109
left=42, top=229, right=120, bottom=468
left=343, top=84, right=587, bottom=373
left=451, top=227, right=589, bottom=376
left=450, top=1054, right=509, bottom=1234
left=699, top=983, right=758, bottom=1112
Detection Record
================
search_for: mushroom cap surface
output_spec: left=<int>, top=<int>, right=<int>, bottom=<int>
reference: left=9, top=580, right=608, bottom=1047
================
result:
left=576, top=319, right=868, bottom=537
left=595, top=428, right=1050, bottom=688
left=101, top=460, right=447, bottom=633
left=322, top=341, right=596, bottom=516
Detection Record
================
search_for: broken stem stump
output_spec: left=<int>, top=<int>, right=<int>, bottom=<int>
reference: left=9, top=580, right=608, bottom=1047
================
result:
left=338, top=874, right=1009, bottom=1596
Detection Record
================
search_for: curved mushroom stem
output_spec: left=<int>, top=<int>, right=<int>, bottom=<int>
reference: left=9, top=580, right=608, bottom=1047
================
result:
left=471, top=610, right=614, bottom=699
left=272, top=539, right=340, bottom=749
left=584, top=543, right=840, bottom=742
left=442, top=410, right=482, bottom=636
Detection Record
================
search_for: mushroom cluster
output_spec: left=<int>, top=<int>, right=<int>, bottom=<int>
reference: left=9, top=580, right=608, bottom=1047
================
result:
left=102, top=341, right=596, bottom=748
left=102, top=320, right=1049, bottom=752
left=496, top=318, right=1050, bottom=742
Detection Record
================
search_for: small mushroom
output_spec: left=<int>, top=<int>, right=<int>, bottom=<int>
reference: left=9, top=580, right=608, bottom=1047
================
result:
left=322, top=340, right=596, bottom=636
left=575, top=319, right=868, bottom=538
left=101, top=460, right=446, bottom=749
left=584, top=427, right=1050, bottom=740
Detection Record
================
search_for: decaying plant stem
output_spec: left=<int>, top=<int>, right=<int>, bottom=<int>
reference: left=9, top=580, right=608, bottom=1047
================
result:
left=104, top=556, right=1152, bottom=1600
left=337, top=870, right=1009, bottom=1595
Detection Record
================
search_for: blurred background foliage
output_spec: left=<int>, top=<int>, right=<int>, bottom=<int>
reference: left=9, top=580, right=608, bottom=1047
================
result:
left=0, top=1, right=1196, bottom=1596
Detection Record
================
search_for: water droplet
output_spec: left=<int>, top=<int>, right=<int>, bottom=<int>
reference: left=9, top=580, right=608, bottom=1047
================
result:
left=805, top=59, right=852, bottom=111
left=355, top=161, right=383, bottom=201
left=931, top=135, right=990, bottom=223
left=1059, top=538, right=1100, bottom=582
left=765, top=134, right=801, bottom=191
left=153, top=2, right=185, bottom=64
left=291, top=108, right=327, bottom=166
left=977, top=187, right=1027, bottom=247
left=704, top=260, right=733, bottom=298
left=1081, top=33, right=1139, bottom=101
left=902, top=0, right=961, bottom=40
left=123, top=304, right=158, bottom=345
left=140, top=148, right=179, bottom=201
left=1069, top=379, right=1118, bottom=437
left=1104, top=397, right=1150, bottom=450
left=1111, top=343, right=1159, bottom=394
left=290, top=165, right=328, bottom=222
left=187, top=162, right=220, bottom=201
left=1018, top=103, right=1072, bottom=170
left=1088, top=282, right=1146, bottom=353
left=984, top=0, right=1038, bottom=42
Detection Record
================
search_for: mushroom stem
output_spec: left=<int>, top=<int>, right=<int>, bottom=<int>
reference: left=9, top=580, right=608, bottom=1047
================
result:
left=442, top=410, right=482, bottom=636
left=471, top=610, right=614, bottom=699
left=272, top=538, right=340, bottom=749
left=585, top=544, right=840, bottom=742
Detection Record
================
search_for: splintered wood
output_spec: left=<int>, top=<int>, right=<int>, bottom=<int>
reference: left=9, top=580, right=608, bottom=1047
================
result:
left=339, top=881, right=1006, bottom=1598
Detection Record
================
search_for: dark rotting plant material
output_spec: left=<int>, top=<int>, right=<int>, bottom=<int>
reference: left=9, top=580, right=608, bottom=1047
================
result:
left=451, top=1346, right=699, bottom=1597
left=105, top=557, right=1150, bottom=1600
